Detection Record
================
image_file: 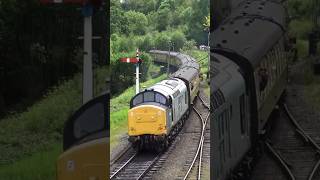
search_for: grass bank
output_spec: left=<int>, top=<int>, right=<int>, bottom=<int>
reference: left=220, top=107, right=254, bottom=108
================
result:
left=0, top=66, right=109, bottom=179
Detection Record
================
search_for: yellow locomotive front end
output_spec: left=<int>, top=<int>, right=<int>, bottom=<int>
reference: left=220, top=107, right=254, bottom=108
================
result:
left=57, top=138, right=108, bottom=180
left=128, top=90, right=171, bottom=150
left=57, top=94, right=109, bottom=180
left=128, top=105, right=167, bottom=137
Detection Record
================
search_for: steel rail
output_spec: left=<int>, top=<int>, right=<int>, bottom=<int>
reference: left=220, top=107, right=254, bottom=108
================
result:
left=265, top=141, right=296, bottom=180
left=283, top=104, right=320, bottom=151
left=309, top=158, right=320, bottom=180
left=183, top=106, right=209, bottom=180
left=110, top=152, right=137, bottom=179
left=110, top=145, right=133, bottom=165
left=136, top=155, right=160, bottom=180
left=283, top=103, right=320, bottom=179
left=197, top=94, right=210, bottom=180
left=198, top=95, right=210, bottom=110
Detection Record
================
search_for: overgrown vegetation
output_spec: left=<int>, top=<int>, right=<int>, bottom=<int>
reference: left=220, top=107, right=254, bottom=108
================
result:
left=0, top=1, right=107, bottom=116
left=110, top=0, right=209, bottom=95
left=287, top=0, right=320, bottom=108
left=0, top=144, right=61, bottom=180
left=287, top=0, right=319, bottom=58
left=0, top=66, right=109, bottom=178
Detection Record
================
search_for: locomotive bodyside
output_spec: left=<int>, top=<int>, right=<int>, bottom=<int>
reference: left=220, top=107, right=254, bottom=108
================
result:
left=212, top=54, right=251, bottom=180
left=128, top=78, right=189, bottom=149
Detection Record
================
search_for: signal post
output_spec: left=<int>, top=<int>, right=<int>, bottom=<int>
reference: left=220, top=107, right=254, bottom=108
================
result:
left=120, top=49, right=143, bottom=94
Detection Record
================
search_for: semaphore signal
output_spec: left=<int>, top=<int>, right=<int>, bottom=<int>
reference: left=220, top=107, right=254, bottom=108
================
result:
left=119, top=49, right=143, bottom=94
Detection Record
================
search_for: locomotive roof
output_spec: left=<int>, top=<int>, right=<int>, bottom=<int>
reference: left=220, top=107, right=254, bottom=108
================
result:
left=212, top=0, right=286, bottom=67
left=147, top=78, right=186, bottom=98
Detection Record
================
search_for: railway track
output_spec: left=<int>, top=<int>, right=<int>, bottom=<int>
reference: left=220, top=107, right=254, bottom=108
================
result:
left=110, top=94, right=210, bottom=180
left=110, top=150, right=160, bottom=180
left=252, top=103, right=320, bottom=180
left=182, top=95, right=210, bottom=180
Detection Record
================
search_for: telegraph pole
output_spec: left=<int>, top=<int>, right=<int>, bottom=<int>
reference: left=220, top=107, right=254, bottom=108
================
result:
left=82, top=3, right=93, bottom=104
left=39, top=0, right=102, bottom=104
left=135, top=49, right=140, bottom=94
left=167, top=41, right=173, bottom=77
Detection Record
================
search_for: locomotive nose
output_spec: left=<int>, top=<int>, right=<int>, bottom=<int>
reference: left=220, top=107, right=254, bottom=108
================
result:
left=128, top=105, right=167, bottom=136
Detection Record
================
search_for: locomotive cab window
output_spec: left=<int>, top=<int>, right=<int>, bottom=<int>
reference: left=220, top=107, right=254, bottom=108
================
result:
left=131, top=91, right=169, bottom=107
left=144, top=91, right=154, bottom=102
left=132, top=94, right=143, bottom=106
left=73, top=102, right=105, bottom=139
left=155, top=93, right=166, bottom=104
left=63, top=94, right=108, bottom=151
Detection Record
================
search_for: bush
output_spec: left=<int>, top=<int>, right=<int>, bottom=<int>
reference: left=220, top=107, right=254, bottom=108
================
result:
left=124, top=11, right=148, bottom=35
left=182, top=40, right=197, bottom=51
left=154, top=33, right=170, bottom=50
left=170, top=30, right=187, bottom=51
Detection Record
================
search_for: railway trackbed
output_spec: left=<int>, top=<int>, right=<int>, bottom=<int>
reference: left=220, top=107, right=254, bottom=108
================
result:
left=182, top=95, right=210, bottom=180
left=110, top=94, right=210, bottom=180
left=110, top=149, right=160, bottom=180
left=252, top=103, right=320, bottom=180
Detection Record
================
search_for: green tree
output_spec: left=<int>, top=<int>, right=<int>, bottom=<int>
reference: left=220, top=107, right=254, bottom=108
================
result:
left=111, top=0, right=129, bottom=34
left=171, top=31, right=187, bottom=51
left=124, top=10, right=148, bottom=35
left=156, top=7, right=170, bottom=31
left=155, top=33, right=170, bottom=50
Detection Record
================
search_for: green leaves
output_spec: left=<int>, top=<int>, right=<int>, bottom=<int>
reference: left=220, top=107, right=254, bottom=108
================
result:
left=124, top=11, right=148, bottom=35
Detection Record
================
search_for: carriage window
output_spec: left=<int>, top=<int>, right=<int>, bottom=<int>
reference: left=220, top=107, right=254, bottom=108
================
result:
left=155, top=93, right=166, bottom=104
left=185, top=91, right=188, bottom=104
left=144, top=91, right=154, bottom=102
left=74, top=102, right=105, bottom=139
left=132, top=94, right=143, bottom=106
left=240, top=94, right=246, bottom=135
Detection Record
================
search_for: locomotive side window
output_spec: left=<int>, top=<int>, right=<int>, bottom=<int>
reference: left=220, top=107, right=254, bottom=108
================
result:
left=240, top=94, right=246, bottom=135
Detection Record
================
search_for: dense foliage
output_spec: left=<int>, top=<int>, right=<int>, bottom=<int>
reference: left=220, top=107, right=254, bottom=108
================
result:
left=0, top=1, right=107, bottom=116
left=110, top=0, right=209, bottom=95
